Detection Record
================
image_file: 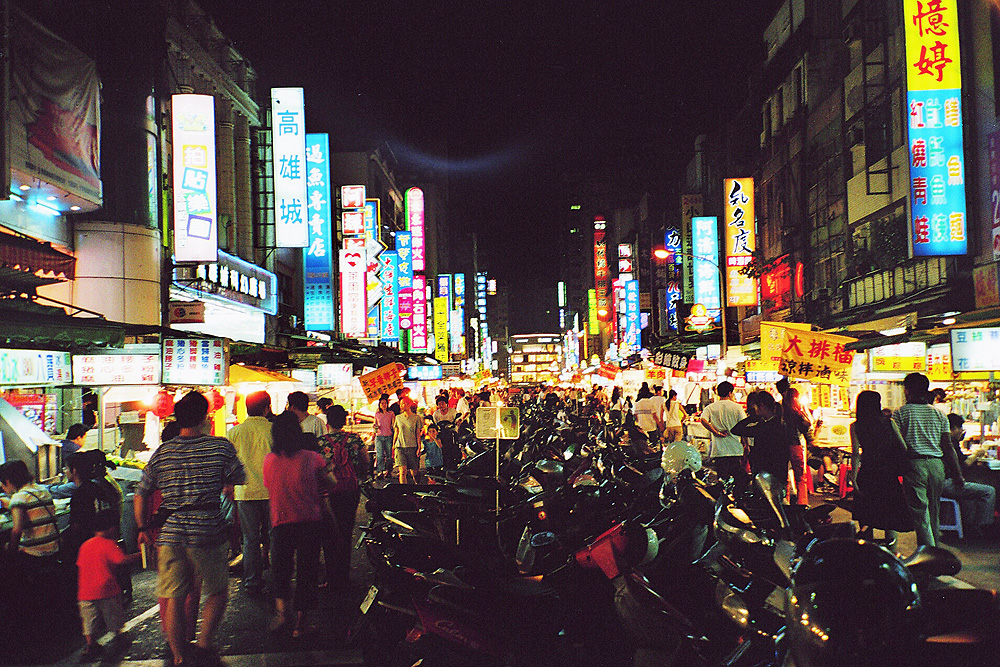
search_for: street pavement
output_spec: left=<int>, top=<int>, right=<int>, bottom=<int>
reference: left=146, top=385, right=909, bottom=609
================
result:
left=8, top=487, right=999, bottom=666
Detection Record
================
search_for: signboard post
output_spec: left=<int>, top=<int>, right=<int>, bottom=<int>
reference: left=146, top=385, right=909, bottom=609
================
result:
left=475, top=406, right=521, bottom=513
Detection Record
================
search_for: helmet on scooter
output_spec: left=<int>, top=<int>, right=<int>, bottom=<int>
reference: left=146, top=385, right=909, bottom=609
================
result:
left=784, top=538, right=922, bottom=667
left=660, top=441, right=702, bottom=482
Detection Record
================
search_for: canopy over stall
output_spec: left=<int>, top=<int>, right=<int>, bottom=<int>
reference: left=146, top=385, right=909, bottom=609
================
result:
left=0, top=397, right=60, bottom=480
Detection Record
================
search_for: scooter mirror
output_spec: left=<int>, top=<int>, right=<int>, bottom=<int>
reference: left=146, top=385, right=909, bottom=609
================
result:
left=530, top=531, right=557, bottom=548
left=754, top=472, right=791, bottom=531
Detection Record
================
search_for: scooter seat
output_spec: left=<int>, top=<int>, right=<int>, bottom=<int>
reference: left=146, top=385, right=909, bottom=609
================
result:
left=903, top=545, right=962, bottom=578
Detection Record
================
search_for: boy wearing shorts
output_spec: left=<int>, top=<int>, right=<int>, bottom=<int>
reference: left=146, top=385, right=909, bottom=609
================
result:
left=77, top=512, right=140, bottom=660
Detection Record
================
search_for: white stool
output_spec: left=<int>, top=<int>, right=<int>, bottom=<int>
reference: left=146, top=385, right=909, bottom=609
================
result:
left=939, top=497, right=963, bottom=539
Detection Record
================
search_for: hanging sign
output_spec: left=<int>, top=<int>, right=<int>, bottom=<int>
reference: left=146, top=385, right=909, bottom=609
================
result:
left=903, top=0, right=967, bottom=256
left=777, top=328, right=856, bottom=386
left=397, top=231, right=413, bottom=329
left=380, top=251, right=399, bottom=342
left=339, top=248, right=367, bottom=336
left=162, top=339, right=227, bottom=386
left=0, top=349, right=71, bottom=386
left=760, top=321, right=812, bottom=371
left=406, top=188, right=426, bottom=271
left=304, top=133, right=334, bottom=330
left=692, top=216, right=721, bottom=322
left=73, top=353, right=161, bottom=386
left=271, top=88, right=308, bottom=248
left=359, top=363, right=405, bottom=403
left=171, top=94, right=218, bottom=262
left=723, top=177, right=757, bottom=306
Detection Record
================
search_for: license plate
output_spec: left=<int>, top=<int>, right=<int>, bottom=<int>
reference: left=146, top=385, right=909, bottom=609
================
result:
left=360, top=585, right=378, bottom=614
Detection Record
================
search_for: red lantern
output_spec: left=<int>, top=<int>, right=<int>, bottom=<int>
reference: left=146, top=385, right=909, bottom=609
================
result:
left=152, top=391, right=174, bottom=418
left=207, top=389, right=225, bottom=412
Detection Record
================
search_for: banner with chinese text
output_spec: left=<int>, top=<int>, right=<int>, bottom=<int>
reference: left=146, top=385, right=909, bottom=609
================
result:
left=760, top=321, right=812, bottom=371
left=359, top=363, right=405, bottom=403
left=777, top=328, right=856, bottom=386
left=723, top=178, right=757, bottom=306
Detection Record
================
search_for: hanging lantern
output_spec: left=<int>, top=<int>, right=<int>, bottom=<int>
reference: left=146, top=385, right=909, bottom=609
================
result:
left=152, top=391, right=175, bottom=418
left=207, top=389, right=225, bottom=412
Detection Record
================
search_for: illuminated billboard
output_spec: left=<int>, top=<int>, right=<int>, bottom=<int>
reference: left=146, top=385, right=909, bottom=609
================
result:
left=364, top=199, right=384, bottom=337
left=271, top=88, right=308, bottom=248
left=903, top=0, right=967, bottom=256
left=434, top=296, right=449, bottom=363
left=304, top=134, right=333, bottom=330
left=411, top=274, right=428, bottom=352
left=397, top=231, right=413, bottom=329
left=588, top=288, right=599, bottom=334
left=406, top=188, right=426, bottom=272
left=171, top=94, right=218, bottom=262
left=723, top=178, right=757, bottom=306
left=380, top=251, right=399, bottom=342
left=692, top=216, right=721, bottom=322
left=594, top=217, right=610, bottom=321
left=341, top=185, right=366, bottom=209
left=623, top=280, right=640, bottom=351
left=339, top=247, right=366, bottom=336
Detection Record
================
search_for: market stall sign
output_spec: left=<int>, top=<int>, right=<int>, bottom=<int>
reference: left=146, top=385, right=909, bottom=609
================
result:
left=597, top=362, right=619, bottom=381
left=359, top=363, right=405, bottom=403
left=650, top=349, right=691, bottom=372
left=407, top=365, right=442, bottom=381
left=175, top=250, right=278, bottom=315
left=869, top=342, right=927, bottom=372
left=645, top=367, right=667, bottom=381
left=950, top=328, right=1000, bottom=372
left=162, top=339, right=227, bottom=386
left=759, top=321, right=812, bottom=371
left=475, top=406, right=520, bottom=440
left=73, top=353, right=161, bottom=385
left=926, top=343, right=952, bottom=381
left=0, top=349, right=71, bottom=386
left=317, top=363, right=353, bottom=388
left=777, top=328, right=856, bottom=386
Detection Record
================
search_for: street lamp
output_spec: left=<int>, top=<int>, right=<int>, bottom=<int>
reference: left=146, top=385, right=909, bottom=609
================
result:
left=654, top=248, right=728, bottom=361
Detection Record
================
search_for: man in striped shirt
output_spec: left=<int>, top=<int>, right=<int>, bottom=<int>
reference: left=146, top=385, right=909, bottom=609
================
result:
left=136, top=391, right=245, bottom=666
left=892, top=373, right=964, bottom=547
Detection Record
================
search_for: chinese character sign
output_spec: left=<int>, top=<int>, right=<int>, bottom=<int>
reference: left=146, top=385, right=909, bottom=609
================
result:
left=680, top=194, right=703, bottom=302
left=691, top=216, right=721, bottom=322
left=304, top=134, right=333, bottom=330
left=989, top=132, right=1000, bottom=260
left=623, top=280, right=640, bottom=351
left=341, top=185, right=366, bottom=210
left=271, top=88, right=308, bottom=248
left=777, top=328, right=856, bottom=386
left=723, top=178, right=757, bottom=306
left=434, top=296, right=450, bottom=363
left=903, top=0, right=967, bottom=256
left=760, top=321, right=812, bottom=371
left=171, top=95, right=217, bottom=262
left=396, top=231, right=414, bottom=329
left=364, top=199, right=384, bottom=336
left=594, top=217, right=611, bottom=321
left=162, top=339, right=226, bottom=386
left=339, top=248, right=367, bottom=336
left=588, top=288, right=599, bottom=335
left=380, top=251, right=399, bottom=342
left=870, top=342, right=927, bottom=372
left=411, top=274, right=429, bottom=352
left=359, top=363, right=404, bottom=403
left=950, top=328, right=1000, bottom=372
left=73, top=354, right=161, bottom=386
left=406, top=188, right=426, bottom=272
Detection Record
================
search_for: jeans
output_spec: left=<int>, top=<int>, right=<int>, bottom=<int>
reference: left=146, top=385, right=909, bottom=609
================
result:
left=902, top=457, right=945, bottom=547
left=324, top=489, right=362, bottom=588
left=271, top=521, right=322, bottom=611
left=374, top=435, right=393, bottom=474
left=943, top=478, right=996, bottom=528
left=237, top=499, right=270, bottom=589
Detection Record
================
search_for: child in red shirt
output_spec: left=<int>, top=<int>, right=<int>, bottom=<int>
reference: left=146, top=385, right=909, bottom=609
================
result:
left=77, top=511, right=140, bottom=661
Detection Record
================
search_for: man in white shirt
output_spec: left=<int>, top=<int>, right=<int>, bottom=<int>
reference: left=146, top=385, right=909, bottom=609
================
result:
left=227, top=391, right=272, bottom=592
left=455, top=389, right=471, bottom=417
left=648, top=386, right=667, bottom=437
left=700, top=381, right=747, bottom=483
left=286, top=391, right=327, bottom=443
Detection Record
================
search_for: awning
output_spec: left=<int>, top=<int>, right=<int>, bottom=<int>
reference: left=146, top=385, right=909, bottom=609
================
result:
left=0, top=300, right=124, bottom=350
left=0, top=231, right=75, bottom=281
left=229, top=365, right=296, bottom=384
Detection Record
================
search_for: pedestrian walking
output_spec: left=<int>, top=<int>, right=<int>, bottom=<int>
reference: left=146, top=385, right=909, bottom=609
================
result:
left=892, top=373, right=965, bottom=547
left=393, top=398, right=423, bottom=484
left=227, top=391, right=273, bottom=593
left=76, top=511, right=141, bottom=661
left=731, top=391, right=791, bottom=498
left=135, top=391, right=246, bottom=667
left=699, top=381, right=747, bottom=484
left=663, top=390, right=686, bottom=443
left=372, top=394, right=395, bottom=480
left=286, top=391, right=327, bottom=445
left=779, top=384, right=813, bottom=505
left=633, top=385, right=663, bottom=445
left=263, top=411, right=336, bottom=637
left=850, top=390, right=914, bottom=550
left=319, top=404, right=368, bottom=591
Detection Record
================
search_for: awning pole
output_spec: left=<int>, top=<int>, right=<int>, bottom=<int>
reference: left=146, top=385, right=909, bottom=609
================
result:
left=98, top=386, right=109, bottom=452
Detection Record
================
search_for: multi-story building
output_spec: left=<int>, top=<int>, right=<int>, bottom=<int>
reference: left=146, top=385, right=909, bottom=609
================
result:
left=508, top=333, right=562, bottom=385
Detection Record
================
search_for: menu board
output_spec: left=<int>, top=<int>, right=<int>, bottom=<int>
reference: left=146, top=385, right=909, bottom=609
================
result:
left=0, top=349, right=72, bottom=386
left=73, top=354, right=161, bottom=385
left=317, top=363, right=353, bottom=388
left=950, top=328, right=1000, bottom=372
left=162, top=339, right=227, bottom=386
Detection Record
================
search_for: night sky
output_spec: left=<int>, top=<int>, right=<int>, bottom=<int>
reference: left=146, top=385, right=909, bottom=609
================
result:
left=203, top=0, right=779, bottom=333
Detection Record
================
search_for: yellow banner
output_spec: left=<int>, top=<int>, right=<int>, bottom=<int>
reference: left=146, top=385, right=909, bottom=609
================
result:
left=778, top=328, right=857, bottom=386
left=759, top=321, right=812, bottom=371
left=903, top=0, right=962, bottom=91
left=433, top=297, right=449, bottom=363
left=359, top=363, right=405, bottom=403
left=926, top=343, right=953, bottom=381
left=645, top=367, right=667, bottom=381
left=723, top=177, right=757, bottom=306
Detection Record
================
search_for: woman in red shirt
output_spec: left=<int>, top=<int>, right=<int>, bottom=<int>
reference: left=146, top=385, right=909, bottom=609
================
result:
left=263, top=411, right=337, bottom=637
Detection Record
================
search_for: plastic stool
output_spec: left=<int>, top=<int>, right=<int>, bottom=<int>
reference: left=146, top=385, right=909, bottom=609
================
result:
left=838, top=461, right=853, bottom=498
left=939, top=497, right=964, bottom=539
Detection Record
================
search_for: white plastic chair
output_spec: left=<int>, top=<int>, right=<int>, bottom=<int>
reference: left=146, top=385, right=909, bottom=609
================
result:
left=939, top=497, right=963, bottom=539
